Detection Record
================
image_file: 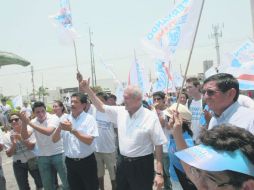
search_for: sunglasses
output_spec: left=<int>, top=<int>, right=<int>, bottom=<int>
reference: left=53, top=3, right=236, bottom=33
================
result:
left=201, top=89, right=220, bottom=96
left=153, top=97, right=162, bottom=101
left=9, top=118, right=20, bottom=123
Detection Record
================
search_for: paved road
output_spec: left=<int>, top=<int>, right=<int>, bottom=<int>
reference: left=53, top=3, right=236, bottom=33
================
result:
left=1, top=152, right=111, bottom=190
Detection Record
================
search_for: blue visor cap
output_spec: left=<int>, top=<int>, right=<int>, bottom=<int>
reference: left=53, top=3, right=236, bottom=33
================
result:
left=175, top=144, right=254, bottom=177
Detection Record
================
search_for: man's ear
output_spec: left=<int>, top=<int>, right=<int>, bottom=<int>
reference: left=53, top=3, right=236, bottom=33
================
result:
left=241, top=179, right=254, bottom=190
left=227, top=88, right=236, bottom=99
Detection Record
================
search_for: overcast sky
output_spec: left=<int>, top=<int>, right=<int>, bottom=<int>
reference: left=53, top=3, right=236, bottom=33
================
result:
left=0, top=0, right=253, bottom=96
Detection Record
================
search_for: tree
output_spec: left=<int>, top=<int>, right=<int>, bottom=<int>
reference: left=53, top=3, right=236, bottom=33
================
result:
left=36, top=86, right=49, bottom=102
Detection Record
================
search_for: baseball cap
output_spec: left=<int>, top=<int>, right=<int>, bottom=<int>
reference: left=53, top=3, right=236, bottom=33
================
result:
left=164, top=103, right=192, bottom=122
left=175, top=144, right=254, bottom=177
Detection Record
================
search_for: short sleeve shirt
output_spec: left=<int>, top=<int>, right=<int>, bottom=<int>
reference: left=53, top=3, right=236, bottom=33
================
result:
left=104, top=105, right=167, bottom=157
left=61, top=111, right=99, bottom=158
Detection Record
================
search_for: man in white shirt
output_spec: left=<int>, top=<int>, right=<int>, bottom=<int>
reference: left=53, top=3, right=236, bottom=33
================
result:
left=186, top=77, right=204, bottom=142
left=20, top=101, right=69, bottom=190
left=93, top=92, right=116, bottom=190
left=203, top=73, right=254, bottom=134
left=52, top=93, right=99, bottom=190
left=79, top=77, right=166, bottom=190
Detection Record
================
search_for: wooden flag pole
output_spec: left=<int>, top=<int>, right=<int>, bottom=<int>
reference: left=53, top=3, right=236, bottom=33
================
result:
left=176, top=0, right=205, bottom=110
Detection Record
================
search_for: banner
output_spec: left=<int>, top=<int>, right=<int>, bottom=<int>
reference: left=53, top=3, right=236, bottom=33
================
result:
left=128, top=58, right=150, bottom=96
left=144, top=0, right=204, bottom=60
left=50, top=0, right=78, bottom=44
left=152, top=60, right=176, bottom=93
left=220, top=39, right=254, bottom=90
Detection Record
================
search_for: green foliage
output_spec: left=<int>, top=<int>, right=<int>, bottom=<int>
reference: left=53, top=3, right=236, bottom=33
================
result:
left=91, top=86, right=103, bottom=94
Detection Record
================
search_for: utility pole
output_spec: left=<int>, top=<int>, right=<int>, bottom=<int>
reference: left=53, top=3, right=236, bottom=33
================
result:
left=31, top=66, right=35, bottom=101
left=209, top=24, right=223, bottom=72
left=89, top=28, right=96, bottom=87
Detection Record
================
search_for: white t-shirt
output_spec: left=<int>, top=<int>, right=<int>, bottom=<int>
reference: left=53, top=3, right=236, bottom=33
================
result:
left=94, top=110, right=115, bottom=153
left=29, top=113, right=64, bottom=156
left=189, top=99, right=203, bottom=142
left=104, top=105, right=167, bottom=157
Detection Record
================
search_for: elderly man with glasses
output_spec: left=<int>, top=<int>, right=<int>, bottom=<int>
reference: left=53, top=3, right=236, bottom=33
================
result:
left=202, top=73, right=254, bottom=134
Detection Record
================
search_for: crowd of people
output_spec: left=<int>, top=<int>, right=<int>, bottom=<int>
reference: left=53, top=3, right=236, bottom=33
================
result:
left=0, top=72, right=253, bottom=190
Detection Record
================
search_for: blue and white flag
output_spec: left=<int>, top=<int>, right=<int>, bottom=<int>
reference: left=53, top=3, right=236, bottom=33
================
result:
left=144, top=0, right=204, bottom=61
left=128, top=58, right=150, bottom=97
left=218, top=39, right=254, bottom=90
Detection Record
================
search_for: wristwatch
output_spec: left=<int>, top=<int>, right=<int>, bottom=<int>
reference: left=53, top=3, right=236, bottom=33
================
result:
left=70, top=128, right=77, bottom=134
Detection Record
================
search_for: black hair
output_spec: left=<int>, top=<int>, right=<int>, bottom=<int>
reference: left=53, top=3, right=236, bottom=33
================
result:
left=71, top=93, right=88, bottom=104
left=199, top=124, right=254, bottom=187
left=53, top=100, right=66, bottom=113
left=96, top=92, right=109, bottom=101
left=32, top=101, right=46, bottom=112
left=203, top=73, right=239, bottom=102
left=152, top=91, right=166, bottom=99
left=186, top=77, right=200, bottom=87
left=182, top=122, right=193, bottom=137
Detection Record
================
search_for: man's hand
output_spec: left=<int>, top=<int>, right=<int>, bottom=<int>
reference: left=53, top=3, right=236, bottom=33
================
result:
left=153, top=174, right=164, bottom=190
left=79, top=78, right=90, bottom=93
left=76, top=72, right=83, bottom=83
left=19, top=111, right=30, bottom=125
left=60, top=120, right=73, bottom=132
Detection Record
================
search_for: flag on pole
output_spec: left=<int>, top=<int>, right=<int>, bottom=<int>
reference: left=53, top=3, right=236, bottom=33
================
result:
left=144, top=0, right=204, bottom=61
left=50, top=0, right=78, bottom=44
left=212, top=39, right=254, bottom=90
left=152, top=60, right=176, bottom=93
left=99, top=57, right=121, bottom=85
left=128, top=58, right=150, bottom=96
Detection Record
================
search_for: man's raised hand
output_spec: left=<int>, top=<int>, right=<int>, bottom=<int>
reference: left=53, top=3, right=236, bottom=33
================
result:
left=79, top=78, right=90, bottom=93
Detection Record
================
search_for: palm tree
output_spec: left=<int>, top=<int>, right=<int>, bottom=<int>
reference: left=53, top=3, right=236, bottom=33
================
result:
left=37, top=86, right=49, bottom=102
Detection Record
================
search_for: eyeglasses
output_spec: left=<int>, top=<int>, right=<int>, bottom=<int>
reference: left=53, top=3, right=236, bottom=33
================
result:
left=153, top=97, right=162, bottom=101
left=201, top=89, right=220, bottom=96
left=9, top=118, right=20, bottom=123
left=190, top=167, right=234, bottom=188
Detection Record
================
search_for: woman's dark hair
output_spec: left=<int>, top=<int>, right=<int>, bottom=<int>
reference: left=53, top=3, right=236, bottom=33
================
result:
left=54, top=100, right=66, bottom=113
left=182, top=121, right=193, bottom=137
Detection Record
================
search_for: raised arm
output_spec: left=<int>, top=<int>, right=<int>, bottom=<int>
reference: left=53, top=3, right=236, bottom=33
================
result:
left=79, top=77, right=105, bottom=113
left=20, top=111, right=55, bottom=136
left=170, top=111, right=196, bottom=184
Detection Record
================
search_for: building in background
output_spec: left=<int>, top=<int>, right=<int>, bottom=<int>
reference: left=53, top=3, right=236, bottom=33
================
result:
left=203, top=60, right=214, bottom=73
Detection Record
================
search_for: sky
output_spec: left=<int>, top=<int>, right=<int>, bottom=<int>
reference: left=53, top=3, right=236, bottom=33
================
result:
left=0, top=0, right=253, bottom=96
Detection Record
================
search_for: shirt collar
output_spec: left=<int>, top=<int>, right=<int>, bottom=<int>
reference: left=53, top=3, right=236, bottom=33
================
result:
left=71, top=111, right=86, bottom=120
left=213, top=101, right=239, bottom=119
left=130, top=105, right=144, bottom=119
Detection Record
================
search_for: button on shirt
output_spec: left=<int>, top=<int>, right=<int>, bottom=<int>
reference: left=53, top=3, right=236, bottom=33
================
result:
left=104, top=105, right=167, bottom=157
left=61, top=111, right=99, bottom=158
left=208, top=102, right=254, bottom=134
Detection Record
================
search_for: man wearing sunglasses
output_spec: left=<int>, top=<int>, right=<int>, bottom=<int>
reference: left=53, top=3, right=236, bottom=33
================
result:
left=152, top=91, right=172, bottom=190
left=202, top=73, right=254, bottom=134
